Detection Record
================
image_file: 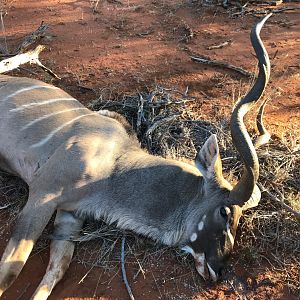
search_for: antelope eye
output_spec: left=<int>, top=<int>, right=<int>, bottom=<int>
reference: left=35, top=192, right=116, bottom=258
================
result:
left=220, top=206, right=228, bottom=219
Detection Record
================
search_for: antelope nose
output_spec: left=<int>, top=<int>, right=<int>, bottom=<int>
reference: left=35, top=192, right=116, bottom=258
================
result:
left=193, top=254, right=219, bottom=282
left=195, top=260, right=209, bottom=281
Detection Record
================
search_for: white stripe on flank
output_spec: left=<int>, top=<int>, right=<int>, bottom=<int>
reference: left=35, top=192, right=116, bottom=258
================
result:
left=1, top=85, right=59, bottom=102
left=22, top=108, right=88, bottom=131
left=9, top=98, right=78, bottom=112
left=30, top=113, right=97, bottom=148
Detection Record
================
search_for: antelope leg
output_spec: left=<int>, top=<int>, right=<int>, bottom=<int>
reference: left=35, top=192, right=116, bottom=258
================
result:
left=31, top=210, right=83, bottom=300
left=0, top=195, right=56, bottom=296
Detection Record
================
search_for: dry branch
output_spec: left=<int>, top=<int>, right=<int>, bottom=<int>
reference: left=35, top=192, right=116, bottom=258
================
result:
left=146, top=114, right=180, bottom=144
left=0, top=45, right=44, bottom=73
left=258, top=183, right=300, bottom=222
left=232, top=6, right=300, bottom=17
left=191, top=55, right=254, bottom=78
left=0, top=45, right=60, bottom=79
left=207, top=40, right=232, bottom=50
left=0, top=203, right=12, bottom=210
left=255, top=7, right=300, bottom=14
left=137, top=94, right=146, bottom=135
left=18, top=22, right=49, bottom=53
left=0, top=11, right=8, bottom=55
left=121, top=237, right=135, bottom=300
left=272, top=7, right=300, bottom=13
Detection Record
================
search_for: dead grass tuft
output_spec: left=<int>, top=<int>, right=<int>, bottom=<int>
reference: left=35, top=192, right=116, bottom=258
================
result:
left=0, top=173, right=27, bottom=235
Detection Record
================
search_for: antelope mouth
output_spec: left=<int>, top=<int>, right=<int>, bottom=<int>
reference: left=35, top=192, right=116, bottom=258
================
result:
left=194, top=254, right=218, bottom=282
left=181, top=246, right=218, bottom=282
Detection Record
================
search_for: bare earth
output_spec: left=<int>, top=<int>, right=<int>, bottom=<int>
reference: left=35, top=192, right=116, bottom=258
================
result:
left=0, top=0, right=299, bottom=299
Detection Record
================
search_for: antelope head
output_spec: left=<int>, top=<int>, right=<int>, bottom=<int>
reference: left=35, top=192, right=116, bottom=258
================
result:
left=182, top=14, right=271, bottom=281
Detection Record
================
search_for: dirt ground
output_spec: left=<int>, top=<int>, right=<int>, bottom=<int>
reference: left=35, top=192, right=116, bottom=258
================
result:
left=0, top=0, right=299, bottom=299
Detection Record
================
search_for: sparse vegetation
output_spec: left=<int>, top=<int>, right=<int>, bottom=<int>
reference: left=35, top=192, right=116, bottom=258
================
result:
left=0, top=0, right=299, bottom=298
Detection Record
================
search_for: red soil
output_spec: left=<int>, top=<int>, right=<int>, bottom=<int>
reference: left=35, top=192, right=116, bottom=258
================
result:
left=0, top=0, right=299, bottom=299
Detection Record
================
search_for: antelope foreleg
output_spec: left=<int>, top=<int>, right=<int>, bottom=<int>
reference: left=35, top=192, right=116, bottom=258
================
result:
left=0, top=199, right=56, bottom=296
left=31, top=210, right=83, bottom=300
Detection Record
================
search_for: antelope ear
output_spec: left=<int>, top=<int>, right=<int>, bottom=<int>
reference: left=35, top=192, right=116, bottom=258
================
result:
left=241, top=184, right=261, bottom=210
left=195, top=134, right=223, bottom=180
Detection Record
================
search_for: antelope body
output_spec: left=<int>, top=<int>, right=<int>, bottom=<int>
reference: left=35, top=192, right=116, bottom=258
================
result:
left=0, top=16, right=271, bottom=299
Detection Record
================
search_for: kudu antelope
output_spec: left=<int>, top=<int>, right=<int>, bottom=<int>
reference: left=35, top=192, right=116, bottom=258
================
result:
left=0, top=15, right=271, bottom=299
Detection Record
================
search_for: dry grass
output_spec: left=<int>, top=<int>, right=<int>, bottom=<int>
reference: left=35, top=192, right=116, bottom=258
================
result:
left=0, top=86, right=299, bottom=298
left=0, top=174, right=27, bottom=235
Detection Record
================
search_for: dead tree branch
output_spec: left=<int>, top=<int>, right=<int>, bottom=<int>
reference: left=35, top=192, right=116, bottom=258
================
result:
left=191, top=55, right=254, bottom=78
left=18, top=22, right=49, bottom=53
left=258, top=183, right=300, bottom=222
left=207, top=40, right=232, bottom=50
left=0, top=45, right=60, bottom=79
left=146, top=114, right=180, bottom=145
left=253, top=7, right=300, bottom=14
left=0, top=11, right=8, bottom=55
left=0, top=45, right=45, bottom=73
left=272, top=7, right=300, bottom=13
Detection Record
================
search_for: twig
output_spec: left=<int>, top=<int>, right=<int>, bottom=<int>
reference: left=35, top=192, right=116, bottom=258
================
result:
left=191, top=55, right=254, bottom=78
left=33, top=57, right=61, bottom=79
left=78, top=84, right=95, bottom=92
left=271, top=7, right=300, bottom=14
left=249, top=0, right=283, bottom=5
left=150, top=270, right=163, bottom=299
left=91, top=0, right=100, bottom=13
left=136, top=29, right=154, bottom=37
left=207, top=39, right=232, bottom=50
left=126, top=243, right=146, bottom=280
left=91, top=101, right=136, bottom=110
left=137, top=94, right=146, bottom=135
left=248, top=7, right=300, bottom=16
left=146, top=114, right=180, bottom=143
left=0, top=203, right=13, bottom=210
left=0, top=45, right=60, bottom=79
left=18, top=22, right=49, bottom=52
left=0, top=45, right=45, bottom=73
left=78, top=265, right=94, bottom=284
left=0, top=11, right=8, bottom=54
left=121, top=237, right=135, bottom=300
left=258, top=183, right=300, bottom=222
